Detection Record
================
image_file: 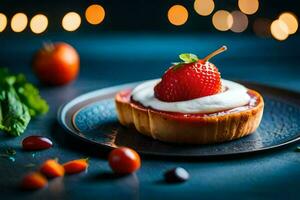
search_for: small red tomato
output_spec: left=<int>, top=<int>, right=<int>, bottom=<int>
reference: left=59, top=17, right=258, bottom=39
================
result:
left=22, top=136, right=53, bottom=150
left=108, top=147, right=141, bottom=174
left=21, top=172, right=48, bottom=190
left=32, top=42, right=80, bottom=86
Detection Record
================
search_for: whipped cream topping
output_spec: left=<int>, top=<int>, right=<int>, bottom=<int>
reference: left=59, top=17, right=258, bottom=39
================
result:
left=131, top=79, right=251, bottom=114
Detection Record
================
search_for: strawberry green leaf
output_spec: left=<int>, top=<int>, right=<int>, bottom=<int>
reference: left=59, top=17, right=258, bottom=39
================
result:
left=179, top=53, right=198, bottom=63
left=171, top=53, right=199, bottom=71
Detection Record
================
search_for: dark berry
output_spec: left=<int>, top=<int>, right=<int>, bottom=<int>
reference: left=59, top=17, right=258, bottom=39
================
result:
left=22, top=136, right=53, bottom=150
left=164, top=167, right=189, bottom=183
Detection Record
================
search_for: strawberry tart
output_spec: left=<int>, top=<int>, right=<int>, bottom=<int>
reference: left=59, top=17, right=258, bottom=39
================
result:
left=115, top=46, right=264, bottom=144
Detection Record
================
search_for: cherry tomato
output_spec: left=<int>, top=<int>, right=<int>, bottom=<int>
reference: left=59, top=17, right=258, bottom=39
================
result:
left=108, top=147, right=141, bottom=174
left=32, top=42, right=79, bottom=86
left=22, top=136, right=53, bottom=150
left=21, top=172, right=47, bottom=190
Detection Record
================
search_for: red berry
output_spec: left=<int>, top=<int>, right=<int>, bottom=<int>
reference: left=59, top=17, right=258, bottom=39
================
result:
left=108, top=147, right=141, bottom=174
left=22, top=136, right=53, bottom=150
left=154, top=60, right=221, bottom=102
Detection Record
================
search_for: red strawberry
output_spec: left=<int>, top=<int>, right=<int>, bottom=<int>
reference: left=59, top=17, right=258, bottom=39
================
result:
left=154, top=46, right=226, bottom=102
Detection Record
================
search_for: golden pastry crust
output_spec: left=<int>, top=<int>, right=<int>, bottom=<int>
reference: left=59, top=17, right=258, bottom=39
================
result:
left=115, top=90, right=264, bottom=144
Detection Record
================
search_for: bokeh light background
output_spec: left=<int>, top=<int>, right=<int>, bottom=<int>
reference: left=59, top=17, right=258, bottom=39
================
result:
left=0, top=0, right=299, bottom=88
left=0, top=0, right=298, bottom=39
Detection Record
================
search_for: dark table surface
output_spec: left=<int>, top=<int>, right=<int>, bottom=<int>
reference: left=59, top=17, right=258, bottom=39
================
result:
left=1, top=33, right=300, bottom=200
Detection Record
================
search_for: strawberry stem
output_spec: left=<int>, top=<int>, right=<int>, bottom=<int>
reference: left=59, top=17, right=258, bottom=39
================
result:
left=203, top=46, right=227, bottom=62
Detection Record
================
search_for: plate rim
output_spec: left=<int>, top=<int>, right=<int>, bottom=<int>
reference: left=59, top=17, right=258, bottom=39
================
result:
left=57, top=80, right=300, bottom=157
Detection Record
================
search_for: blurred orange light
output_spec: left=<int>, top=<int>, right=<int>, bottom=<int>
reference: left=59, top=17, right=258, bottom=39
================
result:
left=270, top=19, right=289, bottom=41
left=253, top=18, right=271, bottom=37
left=238, top=0, right=259, bottom=15
left=194, top=0, right=215, bottom=16
left=85, top=4, right=105, bottom=25
left=230, top=11, right=248, bottom=33
left=62, top=12, right=81, bottom=31
left=212, top=10, right=233, bottom=31
left=168, top=5, right=189, bottom=26
left=11, top=13, right=28, bottom=32
left=0, top=13, right=7, bottom=32
left=279, top=12, right=298, bottom=35
left=30, top=14, right=48, bottom=34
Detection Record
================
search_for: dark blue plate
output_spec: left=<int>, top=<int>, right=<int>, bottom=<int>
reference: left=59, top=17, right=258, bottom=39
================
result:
left=57, top=81, right=300, bottom=157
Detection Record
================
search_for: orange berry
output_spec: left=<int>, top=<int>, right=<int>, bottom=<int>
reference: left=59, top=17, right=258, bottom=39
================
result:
left=63, top=159, right=89, bottom=174
left=40, top=159, right=65, bottom=178
left=21, top=172, right=47, bottom=190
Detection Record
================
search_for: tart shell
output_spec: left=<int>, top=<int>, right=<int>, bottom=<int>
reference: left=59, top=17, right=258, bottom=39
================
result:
left=115, top=90, right=264, bottom=144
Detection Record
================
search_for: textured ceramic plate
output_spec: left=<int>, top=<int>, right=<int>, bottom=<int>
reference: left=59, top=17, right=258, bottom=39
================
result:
left=57, top=81, right=300, bottom=157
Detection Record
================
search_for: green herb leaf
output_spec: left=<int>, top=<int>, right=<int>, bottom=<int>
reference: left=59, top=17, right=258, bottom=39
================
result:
left=0, top=68, right=49, bottom=136
left=179, top=53, right=199, bottom=63
left=5, top=147, right=16, bottom=156
left=0, top=82, right=31, bottom=136
left=15, top=74, right=49, bottom=117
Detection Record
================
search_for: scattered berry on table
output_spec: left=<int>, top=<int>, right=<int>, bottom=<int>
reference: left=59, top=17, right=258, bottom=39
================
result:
left=21, top=172, right=47, bottom=190
left=164, top=167, right=190, bottom=183
left=22, top=136, right=53, bottom=150
left=108, top=147, right=141, bottom=174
